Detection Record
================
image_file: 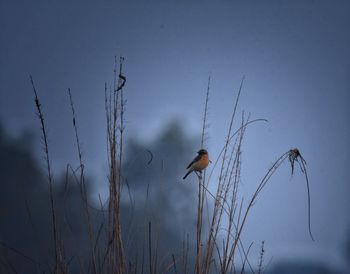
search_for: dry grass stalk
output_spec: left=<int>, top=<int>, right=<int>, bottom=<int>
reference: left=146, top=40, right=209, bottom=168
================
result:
left=104, top=56, right=127, bottom=273
left=30, top=75, right=64, bottom=273
left=257, top=241, right=265, bottom=274
left=68, top=88, right=98, bottom=273
left=195, top=75, right=211, bottom=274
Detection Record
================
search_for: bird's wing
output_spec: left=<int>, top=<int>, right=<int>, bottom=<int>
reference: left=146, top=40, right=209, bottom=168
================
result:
left=186, top=154, right=201, bottom=169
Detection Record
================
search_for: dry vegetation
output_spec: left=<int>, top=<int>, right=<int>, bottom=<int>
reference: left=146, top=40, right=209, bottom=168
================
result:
left=25, top=57, right=313, bottom=273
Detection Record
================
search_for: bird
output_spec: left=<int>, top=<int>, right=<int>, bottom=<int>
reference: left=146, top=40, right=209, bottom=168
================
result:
left=183, top=149, right=209, bottom=180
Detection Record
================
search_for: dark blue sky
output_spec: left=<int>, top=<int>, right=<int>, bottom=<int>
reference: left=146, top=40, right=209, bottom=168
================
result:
left=1, top=0, right=350, bottom=271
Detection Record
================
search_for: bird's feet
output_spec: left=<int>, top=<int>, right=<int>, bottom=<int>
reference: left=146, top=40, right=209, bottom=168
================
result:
left=195, top=171, right=203, bottom=180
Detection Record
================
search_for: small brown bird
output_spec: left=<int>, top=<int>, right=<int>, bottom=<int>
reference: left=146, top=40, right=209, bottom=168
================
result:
left=183, top=149, right=209, bottom=180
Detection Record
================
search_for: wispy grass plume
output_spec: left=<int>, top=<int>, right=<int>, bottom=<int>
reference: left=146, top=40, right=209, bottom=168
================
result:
left=30, top=75, right=63, bottom=273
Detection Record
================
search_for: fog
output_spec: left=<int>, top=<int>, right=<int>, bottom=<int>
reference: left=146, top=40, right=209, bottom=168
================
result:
left=1, top=1, right=350, bottom=273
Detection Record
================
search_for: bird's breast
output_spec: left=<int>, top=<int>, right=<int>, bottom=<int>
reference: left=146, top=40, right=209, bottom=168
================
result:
left=192, top=154, right=209, bottom=171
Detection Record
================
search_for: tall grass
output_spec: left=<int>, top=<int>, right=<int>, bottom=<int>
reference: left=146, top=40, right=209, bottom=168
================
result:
left=27, top=59, right=312, bottom=273
left=192, top=76, right=313, bottom=273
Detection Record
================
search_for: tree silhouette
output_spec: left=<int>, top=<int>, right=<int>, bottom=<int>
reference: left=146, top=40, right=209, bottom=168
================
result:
left=0, top=121, right=200, bottom=273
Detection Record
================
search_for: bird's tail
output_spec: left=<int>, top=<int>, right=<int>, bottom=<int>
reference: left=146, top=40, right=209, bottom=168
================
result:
left=183, top=170, right=192, bottom=180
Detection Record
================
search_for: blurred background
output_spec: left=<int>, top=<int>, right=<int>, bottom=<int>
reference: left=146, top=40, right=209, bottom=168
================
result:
left=1, top=0, right=350, bottom=273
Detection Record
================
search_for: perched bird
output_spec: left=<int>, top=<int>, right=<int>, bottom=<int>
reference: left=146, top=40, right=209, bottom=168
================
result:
left=183, top=149, right=209, bottom=180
